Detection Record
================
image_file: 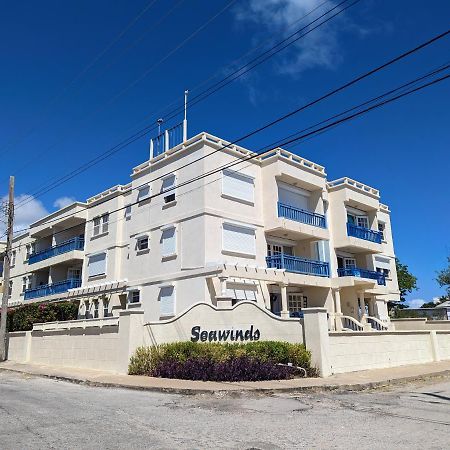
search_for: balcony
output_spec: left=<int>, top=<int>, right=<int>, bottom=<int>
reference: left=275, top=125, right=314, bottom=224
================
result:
left=28, top=237, right=84, bottom=265
left=24, top=278, right=82, bottom=300
left=337, top=267, right=386, bottom=285
left=266, top=254, right=330, bottom=277
left=347, top=223, right=382, bottom=244
left=278, top=202, right=326, bottom=228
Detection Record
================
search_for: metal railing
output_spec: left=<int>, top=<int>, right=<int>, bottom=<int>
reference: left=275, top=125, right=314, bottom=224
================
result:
left=28, top=237, right=84, bottom=265
left=24, top=278, right=82, bottom=300
left=266, top=254, right=330, bottom=277
left=150, top=122, right=184, bottom=158
left=278, top=202, right=326, bottom=228
left=337, top=267, right=386, bottom=285
left=347, top=223, right=382, bottom=244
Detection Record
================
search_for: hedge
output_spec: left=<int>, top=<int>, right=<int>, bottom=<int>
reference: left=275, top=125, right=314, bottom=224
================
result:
left=3, top=301, right=79, bottom=332
left=129, top=341, right=316, bottom=381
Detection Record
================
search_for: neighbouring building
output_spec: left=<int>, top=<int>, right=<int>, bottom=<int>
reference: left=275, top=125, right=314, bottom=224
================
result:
left=0, top=130, right=400, bottom=332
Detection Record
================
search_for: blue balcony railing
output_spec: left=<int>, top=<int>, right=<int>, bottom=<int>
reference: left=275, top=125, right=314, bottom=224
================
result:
left=337, top=267, right=386, bottom=285
left=347, top=223, right=382, bottom=244
left=24, top=278, right=82, bottom=300
left=278, top=202, right=326, bottom=228
left=266, top=254, right=330, bottom=277
left=28, top=237, right=84, bottom=265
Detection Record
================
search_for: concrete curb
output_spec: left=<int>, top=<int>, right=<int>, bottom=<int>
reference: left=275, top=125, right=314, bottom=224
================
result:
left=1, top=365, right=449, bottom=396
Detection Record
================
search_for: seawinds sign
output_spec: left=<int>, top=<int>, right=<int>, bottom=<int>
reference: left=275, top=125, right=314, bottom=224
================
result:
left=191, top=325, right=260, bottom=343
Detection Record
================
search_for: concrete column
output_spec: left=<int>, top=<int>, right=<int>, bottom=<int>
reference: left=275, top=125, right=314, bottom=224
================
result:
left=117, top=310, right=145, bottom=374
left=279, top=283, right=289, bottom=319
left=216, top=276, right=233, bottom=309
left=430, top=331, right=441, bottom=362
left=99, top=297, right=104, bottom=319
left=332, top=288, right=342, bottom=331
left=357, top=291, right=366, bottom=322
left=302, top=308, right=332, bottom=377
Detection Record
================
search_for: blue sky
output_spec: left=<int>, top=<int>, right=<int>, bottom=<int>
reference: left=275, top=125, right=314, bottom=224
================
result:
left=0, top=0, right=449, bottom=304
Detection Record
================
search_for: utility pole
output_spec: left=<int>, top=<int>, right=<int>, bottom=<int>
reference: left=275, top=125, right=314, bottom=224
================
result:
left=0, top=176, right=15, bottom=361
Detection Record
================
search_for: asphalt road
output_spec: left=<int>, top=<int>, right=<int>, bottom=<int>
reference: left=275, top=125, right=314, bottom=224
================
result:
left=0, top=371, right=449, bottom=449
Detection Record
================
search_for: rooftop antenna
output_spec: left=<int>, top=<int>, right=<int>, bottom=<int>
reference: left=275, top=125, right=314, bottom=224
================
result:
left=183, top=89, right=189, bottom=142
left=157, top=118, right=164, bottom=135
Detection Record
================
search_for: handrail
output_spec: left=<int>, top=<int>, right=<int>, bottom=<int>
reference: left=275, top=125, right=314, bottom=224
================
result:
left=277, top=202, right=326, bottom=228
left=337, top=267, right=386, bottom=285
left=366, top=316, right=389, bottom=331
left=347, top=222, right=382, bottom=244
left=266, top=254, right=329, bottom=277
left=341, top=315, right=364, bottom=331
left=24, top=278, right=82, bottom=300
left=28, top=237, right=84, bottom=264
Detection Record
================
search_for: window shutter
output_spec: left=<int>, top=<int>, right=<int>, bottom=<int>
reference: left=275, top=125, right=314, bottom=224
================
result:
left=137, top=184, right=150, bottom=201
left=222, top=170, right=254, bottom=203
left=278, top=186, right=308, bottom=210
left=162, top=174, right=176, bottom=192
left=160, top=286, right=174, bottom=316
left=88, top=252, right=106, bottom=277
left=222, top=223, right=256, bottom=255
left=226, top=284, right=257, bottom=301
left=162, top=227, right=176, bottom=256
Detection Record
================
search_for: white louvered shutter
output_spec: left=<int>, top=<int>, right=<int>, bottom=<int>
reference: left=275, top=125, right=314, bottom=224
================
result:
left=222, top=170, right=254, bottom=203
left=278, top=186, right=308, bottom=210
left=160, top=286, right=174, bottom=316
left=222, top=223, right=256, bottom=255
left=88, top=252, right=106, bottom=277
left=162, top=227, right=176, bottom=256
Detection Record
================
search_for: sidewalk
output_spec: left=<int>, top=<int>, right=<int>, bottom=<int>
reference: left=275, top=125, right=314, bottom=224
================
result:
left=1, top=360, right=449, bottom=395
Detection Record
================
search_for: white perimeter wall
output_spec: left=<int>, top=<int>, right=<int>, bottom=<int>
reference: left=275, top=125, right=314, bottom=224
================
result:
left=328, top=331, right=449, bottom=374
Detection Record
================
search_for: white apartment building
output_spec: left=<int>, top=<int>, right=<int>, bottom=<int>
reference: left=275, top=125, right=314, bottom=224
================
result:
left=1, top=132, right=400, bottom=331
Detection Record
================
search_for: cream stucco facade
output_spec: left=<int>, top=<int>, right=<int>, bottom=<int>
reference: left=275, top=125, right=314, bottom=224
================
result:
left=1, top=132, right=400, bottom=332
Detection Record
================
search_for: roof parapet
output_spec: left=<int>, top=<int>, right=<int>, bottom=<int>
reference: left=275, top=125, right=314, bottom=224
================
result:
left=327, top=177, right=380, bottom=198
left=87, top=183, right=132, bottom=205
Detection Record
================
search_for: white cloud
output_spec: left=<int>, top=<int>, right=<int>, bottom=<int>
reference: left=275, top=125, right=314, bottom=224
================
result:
left=53, top=196, right=76, bottom=210
left=405, top=298, right=425, bottom=309
left=0, top=194, right=49, bottom=237
left=234, top=0, right=343, bottom=75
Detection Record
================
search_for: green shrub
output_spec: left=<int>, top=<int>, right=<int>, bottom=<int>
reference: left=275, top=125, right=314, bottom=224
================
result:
left=129, top=341, right=315, bottom=380
left=3, top=301, right=79, bottom=332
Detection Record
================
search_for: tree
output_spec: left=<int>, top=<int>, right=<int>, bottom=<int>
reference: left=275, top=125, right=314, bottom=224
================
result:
left=389, top=258, right=418, bottom=311
left=436, top=255, right=450, bottom=298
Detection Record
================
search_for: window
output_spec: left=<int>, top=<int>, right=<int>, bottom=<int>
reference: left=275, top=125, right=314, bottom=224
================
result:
left=25, top=243, right=35, bottom=260
left=137, top=236, right=149, bottom=251
left=11, top=250, right=16, bottom=267
left=378, top=222, right=386, bottom=240
left=93, top=300, right=99, bottom=319
left=22, top=277, right=27, bottom=293
left=125, top=204, right=132, bottom=220
left=347, top=213, right=368, bottom=229
left=344, top=258, right=357, bottom=269
left=376, top=267, right=390, bottom=278
left=161, top=226, right=176, bottom=257
left=68, top=268, right=82, bottom=280
left=161, top=174, right=176, bottom=203
left=159, top=286, right=175, bottom=317
left=93, top=214, right=109, bottom=236
left=226, top=284, right=257, bottom=303
left=137, top=184, right=151, bottom=202
left=128, top=290, right=140, bottom=304
left=222, top=170, right=254, bottom=204
left=103, top=299, right=110, bottom=317
left=288, top=294, right=308, bottom=313
left=222, top=223, right=256, bottom=256
left=88, top=252, right=106, bottom=277
left=267, top=243, right=293, bottom=257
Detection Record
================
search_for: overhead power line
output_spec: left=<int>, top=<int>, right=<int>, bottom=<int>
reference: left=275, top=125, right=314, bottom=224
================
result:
left=9, top=0, right=355, bottom=202
left=0, top=0, right=160, bottom=155
left=16, top=27, right=450, bottom=212
left=7, top=62, right=450, bottom=248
